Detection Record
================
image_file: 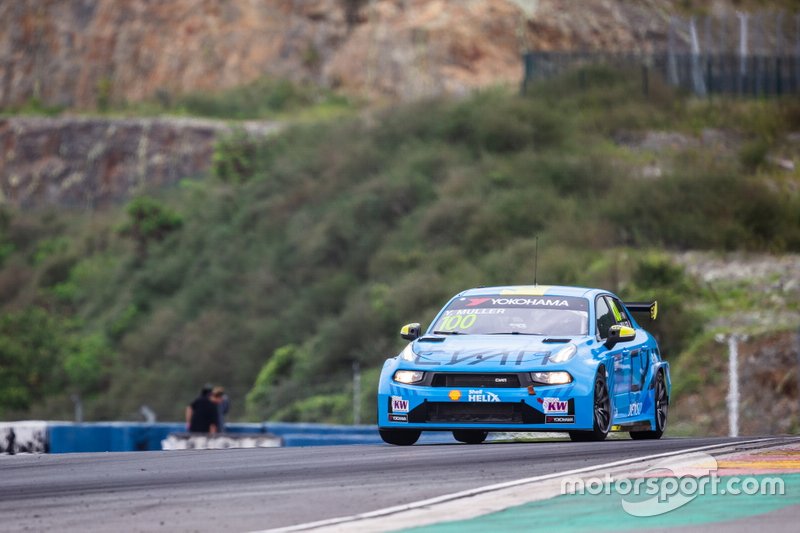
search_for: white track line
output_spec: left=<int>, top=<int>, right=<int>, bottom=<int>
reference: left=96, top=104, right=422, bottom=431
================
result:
left=257, top=437, right=781, bottom=533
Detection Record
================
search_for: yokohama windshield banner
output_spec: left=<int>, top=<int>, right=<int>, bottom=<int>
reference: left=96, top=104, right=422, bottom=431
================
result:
left=448, top=296, right=589, bottom=311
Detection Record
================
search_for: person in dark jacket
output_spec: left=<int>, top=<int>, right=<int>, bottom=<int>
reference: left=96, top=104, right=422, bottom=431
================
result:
left=186, top=385, right=220, bottom=434
left=212, top=386, right=230, bottom=432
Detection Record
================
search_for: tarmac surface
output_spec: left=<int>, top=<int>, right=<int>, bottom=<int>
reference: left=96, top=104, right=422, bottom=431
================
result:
left=0, top=436, right=780, bottom=532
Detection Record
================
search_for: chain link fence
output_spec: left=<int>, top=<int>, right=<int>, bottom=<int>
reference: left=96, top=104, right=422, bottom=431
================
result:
left=522, top=10, right=800, bottom=97
left=522, top=51, right=800, bottom=97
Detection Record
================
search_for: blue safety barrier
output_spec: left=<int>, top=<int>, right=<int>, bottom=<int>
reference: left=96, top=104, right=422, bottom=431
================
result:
left=264, top=422, right=380, bottom=438
left=263, top=423, right=455, bottom=446
left=48, top=423, right=185, bottom=453
left=37, top=421, right=456, bottom=453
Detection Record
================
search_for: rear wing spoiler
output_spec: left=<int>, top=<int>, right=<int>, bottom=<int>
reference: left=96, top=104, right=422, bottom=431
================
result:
left=624, top=301, right=658, bottom=321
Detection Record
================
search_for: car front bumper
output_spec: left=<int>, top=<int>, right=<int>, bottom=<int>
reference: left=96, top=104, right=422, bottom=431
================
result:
left=377, top=382, right=594, bottom=431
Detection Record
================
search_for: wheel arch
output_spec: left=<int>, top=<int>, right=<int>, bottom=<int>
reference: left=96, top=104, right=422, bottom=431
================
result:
left=653, top=362, right=671, bottom=404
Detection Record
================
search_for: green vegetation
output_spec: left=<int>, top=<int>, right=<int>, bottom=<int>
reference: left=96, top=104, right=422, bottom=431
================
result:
left=154, top=77, right=353, bottom=121
left=117, top=197, right=183, bottom=260
left=0, top=96, right=65, bottom=117
left=0, top=67, right=798, bottom=425
left=1, top=76, right=353, bottom=122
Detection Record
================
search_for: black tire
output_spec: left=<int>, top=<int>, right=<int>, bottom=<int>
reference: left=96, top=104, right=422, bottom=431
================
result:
left=453, top=430, right=488, bottom=444
left=379, top=428, right=421, bottom=446
left=630, top=371, right=668, bottom=440
left=569, top=367, right=611, bottom=442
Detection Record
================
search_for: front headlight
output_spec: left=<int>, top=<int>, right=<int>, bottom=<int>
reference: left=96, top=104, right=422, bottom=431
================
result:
left=549, top=344, right=577, bottom=363
left=530, top=371, right=573, bottom=385
left=394, top=370, right=425, bottom=384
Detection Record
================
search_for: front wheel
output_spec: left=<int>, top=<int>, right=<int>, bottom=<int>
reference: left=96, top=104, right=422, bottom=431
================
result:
left=453, top=430, right=488, bottom=444
left=630, top=371, right=668, bottom=440
left=569, top=367, right=611, bottom=442
left=380, top=428, right=421, bottom=446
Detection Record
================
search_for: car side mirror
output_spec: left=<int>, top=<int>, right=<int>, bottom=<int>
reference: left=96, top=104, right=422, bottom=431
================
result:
left=400, top=323, right=421, bottom=341
left=605, top=324, right=636, bottom=348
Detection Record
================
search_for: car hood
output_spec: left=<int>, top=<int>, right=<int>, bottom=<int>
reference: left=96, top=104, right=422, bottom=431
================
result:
left=407, top=334, right=585, bottom=370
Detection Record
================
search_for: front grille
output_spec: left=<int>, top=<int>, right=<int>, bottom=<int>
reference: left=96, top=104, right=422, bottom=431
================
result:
left=430, top=373, right=521, bottom=388
left=426, top=402, right=524, bottom=424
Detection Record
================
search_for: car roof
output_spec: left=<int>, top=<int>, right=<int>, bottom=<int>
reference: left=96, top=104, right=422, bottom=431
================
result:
left=458, top=285, right=603, bottom=299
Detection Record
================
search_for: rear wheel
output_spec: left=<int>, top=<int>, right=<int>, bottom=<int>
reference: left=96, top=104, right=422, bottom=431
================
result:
left=379, top=428, right=421, bottom=446
left=630, top=371, right=668, bottom=440
left=453, top=430, right=488, bottom=444
left=569, top=368, right=611, bottom=442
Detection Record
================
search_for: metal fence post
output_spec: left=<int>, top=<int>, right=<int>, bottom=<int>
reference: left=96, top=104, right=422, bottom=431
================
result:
left=71, top=393, right=83, bottom=423
left=727, top=335, right=740, bottom=438
left=352, top=361, right=361, bottom=425
left=521, top=53, right=532, bottom=95
left=667, top=16, right=679, bottom=86
left=738, top=12, right=749, bottom=95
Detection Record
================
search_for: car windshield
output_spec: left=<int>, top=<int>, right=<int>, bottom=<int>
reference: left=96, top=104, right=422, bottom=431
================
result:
left=431, top=295, right=589, bottom=336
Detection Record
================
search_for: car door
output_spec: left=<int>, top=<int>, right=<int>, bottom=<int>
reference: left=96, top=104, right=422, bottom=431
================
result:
left=596, top=295, right=630, bottom=422
left=607, top=296, right=648, bottom=419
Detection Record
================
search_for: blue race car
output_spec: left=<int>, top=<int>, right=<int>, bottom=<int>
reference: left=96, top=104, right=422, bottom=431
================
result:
left=377, top=285, right=669, bottom=445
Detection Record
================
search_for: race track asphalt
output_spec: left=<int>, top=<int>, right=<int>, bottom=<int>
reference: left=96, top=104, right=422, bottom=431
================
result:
left=0, top=436, right=768, bottom=532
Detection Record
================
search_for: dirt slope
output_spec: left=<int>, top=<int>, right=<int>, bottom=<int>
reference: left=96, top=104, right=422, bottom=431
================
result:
left=0, top=0, right=675, bottom=109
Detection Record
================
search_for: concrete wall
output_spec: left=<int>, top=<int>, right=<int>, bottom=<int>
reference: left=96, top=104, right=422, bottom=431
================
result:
left=0, top=421, right=48, bottom=453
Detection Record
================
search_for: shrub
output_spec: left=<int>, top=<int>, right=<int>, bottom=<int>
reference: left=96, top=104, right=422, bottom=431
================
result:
left=118, top=197, right=183, bottom=259
left=739, top=139, right=769, bottom=172
left=0, top=308, right=68, bottom=414
left=213, top=130, right=261, bottom=183
left=246, top=344, right=303, bottom=417
left=626, top=255, right=703, bottom=358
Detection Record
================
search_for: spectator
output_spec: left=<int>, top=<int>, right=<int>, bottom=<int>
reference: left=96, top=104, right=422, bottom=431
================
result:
left=212, top=386, right=230, bottom=433
left=186, top=385, right=219, bottom=434
left=5, top=428, right=15, bottom=455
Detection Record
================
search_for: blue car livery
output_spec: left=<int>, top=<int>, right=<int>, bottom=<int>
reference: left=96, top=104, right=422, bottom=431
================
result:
left=377, top=285, right=670, bottom=445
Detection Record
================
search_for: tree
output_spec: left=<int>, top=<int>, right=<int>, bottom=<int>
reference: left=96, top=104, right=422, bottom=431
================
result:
left=118, top=197, right=183, bottom=259
left=0, top=309, right=66, bottom=415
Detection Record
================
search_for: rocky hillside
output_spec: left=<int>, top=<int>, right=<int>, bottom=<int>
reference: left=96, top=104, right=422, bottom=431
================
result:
left=671, top=329, right=800, bottom=436
left=0, top=117, right=279, bottom=207
left=668, top=252, right=800, bottom=436
left=0, top=0, right=677, bottom=109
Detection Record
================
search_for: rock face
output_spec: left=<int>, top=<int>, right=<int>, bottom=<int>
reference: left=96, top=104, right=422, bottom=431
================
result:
left=0, top=117, right=279, bottom=208
left=667, top=251, right=800, bottom=436
left=673, top=330, right=800, bottom=437
left=0, top=0, right=676, bottom=109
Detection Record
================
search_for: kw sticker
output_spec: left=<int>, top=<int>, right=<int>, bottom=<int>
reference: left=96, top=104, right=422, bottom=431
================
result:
left=391, top=396, right=409, bottom=413
left=542, top=397, right=569, bottom=414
